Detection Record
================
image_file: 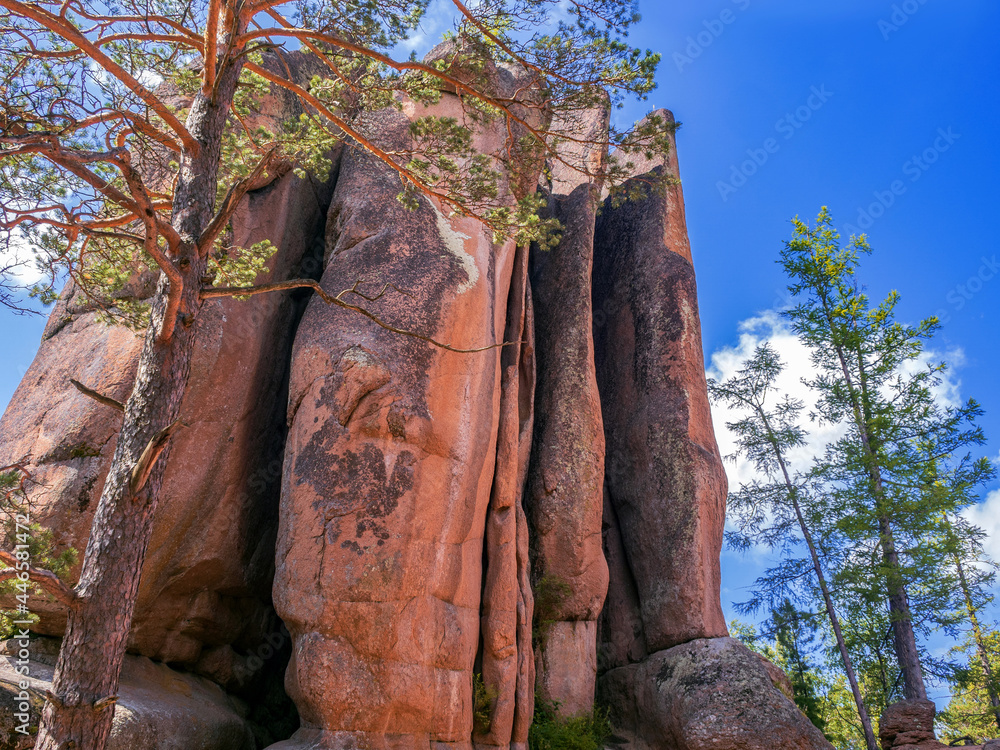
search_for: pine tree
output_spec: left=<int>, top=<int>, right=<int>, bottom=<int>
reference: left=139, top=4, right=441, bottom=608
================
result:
left=709, top=342, right=878, bottom=750
left=779, top=208, right=995, bottom=702
left=768, top=600, right=828, bottom=733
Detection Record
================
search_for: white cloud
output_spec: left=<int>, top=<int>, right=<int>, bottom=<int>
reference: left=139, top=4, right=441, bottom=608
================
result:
left=706, top=310, right=845, bottom=496
left=965, top=488, right=1000, bottom=563
left=1, top=228, right=44, bottom=286
left=707, top=310, right=996, bottom=561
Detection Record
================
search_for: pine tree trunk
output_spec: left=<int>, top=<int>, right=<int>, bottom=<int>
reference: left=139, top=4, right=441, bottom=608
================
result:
left=877, top=515, right=927, bottom=701
left=767, top=425, right=879, bottom=750
left=33, top=24, right=246, bottom=749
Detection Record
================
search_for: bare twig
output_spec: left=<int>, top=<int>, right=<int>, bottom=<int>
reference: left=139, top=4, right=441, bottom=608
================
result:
left=201, top=279, right=516, bottom=353
left=128, top=419, right=184, bottom=496
left=69, top=379, right=125, bottom=412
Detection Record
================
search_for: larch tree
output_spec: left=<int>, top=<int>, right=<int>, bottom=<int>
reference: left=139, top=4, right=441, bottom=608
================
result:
left=0, top=1, right=667, bottom=748
left=709, top=341, right=879, bottom=750
left=780, top=208, right=994, bottom=704
left=935, top=510, right=1000, bottom=735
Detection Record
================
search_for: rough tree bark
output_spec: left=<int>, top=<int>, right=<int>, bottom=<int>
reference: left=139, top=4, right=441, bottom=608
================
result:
left=33, top=16, right=249, bottom=750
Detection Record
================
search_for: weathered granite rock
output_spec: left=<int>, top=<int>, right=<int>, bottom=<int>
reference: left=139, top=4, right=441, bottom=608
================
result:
left=0, top=639, right=254, bottom=750
left=525, top=103, right=610, bottom=717
left=757, top=653, right=796, bottom=701
left=477, top=242, right=535, bottom=750
left=0, top=164, right=335, bottom=687
left=593, top=110, right=728, bottom=661
left=271, top=49, right=545, bottom=748
left=876, top=700, right=969, bottom=750
left=598, top=638, right=833, bottom=750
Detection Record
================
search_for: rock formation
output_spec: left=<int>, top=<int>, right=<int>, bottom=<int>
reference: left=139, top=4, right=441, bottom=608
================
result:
left=270, top=51, right=545, bottom=750
left=0, top=52, right=831, bottom=750
left=0, top=55, right=335, bottom=696
left=525, top=103, right=610, bottom=719
left=877, top=699, right=997, bottom=750
left=599, top=638, right=831, bottom=750
left=0, top=162, right=334, bottom=686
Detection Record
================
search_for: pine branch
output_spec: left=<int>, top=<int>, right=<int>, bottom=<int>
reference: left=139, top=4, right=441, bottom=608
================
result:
left=0, top=550, right=78, bottom=608
left=201, top=278, right=516, bottom=353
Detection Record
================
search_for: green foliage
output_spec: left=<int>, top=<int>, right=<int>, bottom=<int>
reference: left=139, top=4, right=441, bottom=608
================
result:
left=708, top=341, right=814, bottom=566
left=0, top=470, right=78, bottom=639
left=715, top=209, right=998, bottom=748
left=817, top=675, right=872, bottom=750
left=472, top=672, right=496, bottom=735
left=208, top=239, right=277, bottom=293
left=532, top=574, right=572, bottom=643
left=528, top=699, right=611, bottom=750
left=780, top=208, right=995, bottom=698
left=769, top=601, right=827, bottom=734
left=729, top=618, right=767, bottom=655
left=0, top=521, right=78, bottom=639
left=1, top=0, right=670, bottom=323
left=938, top=628, right=1000, bottom=743
left=730, top=617, right=872, bottom=750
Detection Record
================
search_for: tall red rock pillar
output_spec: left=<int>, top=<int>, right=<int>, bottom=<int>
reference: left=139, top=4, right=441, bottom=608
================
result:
left=271, top=56, right=543, bottom=747
left=525, top=106, right=610, bottom=718
left=592, top=111, right=833, bottom=750
left=592, top=110, right=728, bottom=662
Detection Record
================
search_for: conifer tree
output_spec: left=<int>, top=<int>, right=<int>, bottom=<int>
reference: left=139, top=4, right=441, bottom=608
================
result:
left=779, top=208, right=995, bottom=703
left=710, top=342, right=878, bottom=750
left=769, top=600, right=828, bottom=734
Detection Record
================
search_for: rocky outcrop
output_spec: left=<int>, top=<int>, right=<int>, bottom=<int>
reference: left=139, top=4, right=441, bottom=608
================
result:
left=271, top=51, right=545, bottom=747
left=876, top=699, right=995, bottom=750
left=478, top=242, right=536, bottom=750
left=592, top=113, right=829, bottom=749
left=0, top=638, right=254, bottom=750
left=0, top=63, right=833, bottom=750
left=0, top=51, right=337, bottom=694
left=879, top=700, right=938, bottom=750
left=598, top=638, right=832, bottom=750
left=0, top=164, right=335, bottom=688
left=525, top=103, right=610, bottom=718
left=593, top=111, right=728, bottom=661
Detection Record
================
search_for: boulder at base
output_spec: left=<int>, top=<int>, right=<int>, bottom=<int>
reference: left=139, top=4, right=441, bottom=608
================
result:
left=597, top=637, right=833, bottom=750
left=877, top=699, right=993, bottom=750
left=0, top=639, right=254, bottom=750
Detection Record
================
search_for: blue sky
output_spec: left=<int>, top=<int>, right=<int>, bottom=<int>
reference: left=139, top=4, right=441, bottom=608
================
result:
left=0, top=0, right=997, bottom=703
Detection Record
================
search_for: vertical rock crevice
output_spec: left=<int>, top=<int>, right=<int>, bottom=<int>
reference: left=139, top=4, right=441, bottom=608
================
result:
left=477, top=241, right=535, bottom=750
